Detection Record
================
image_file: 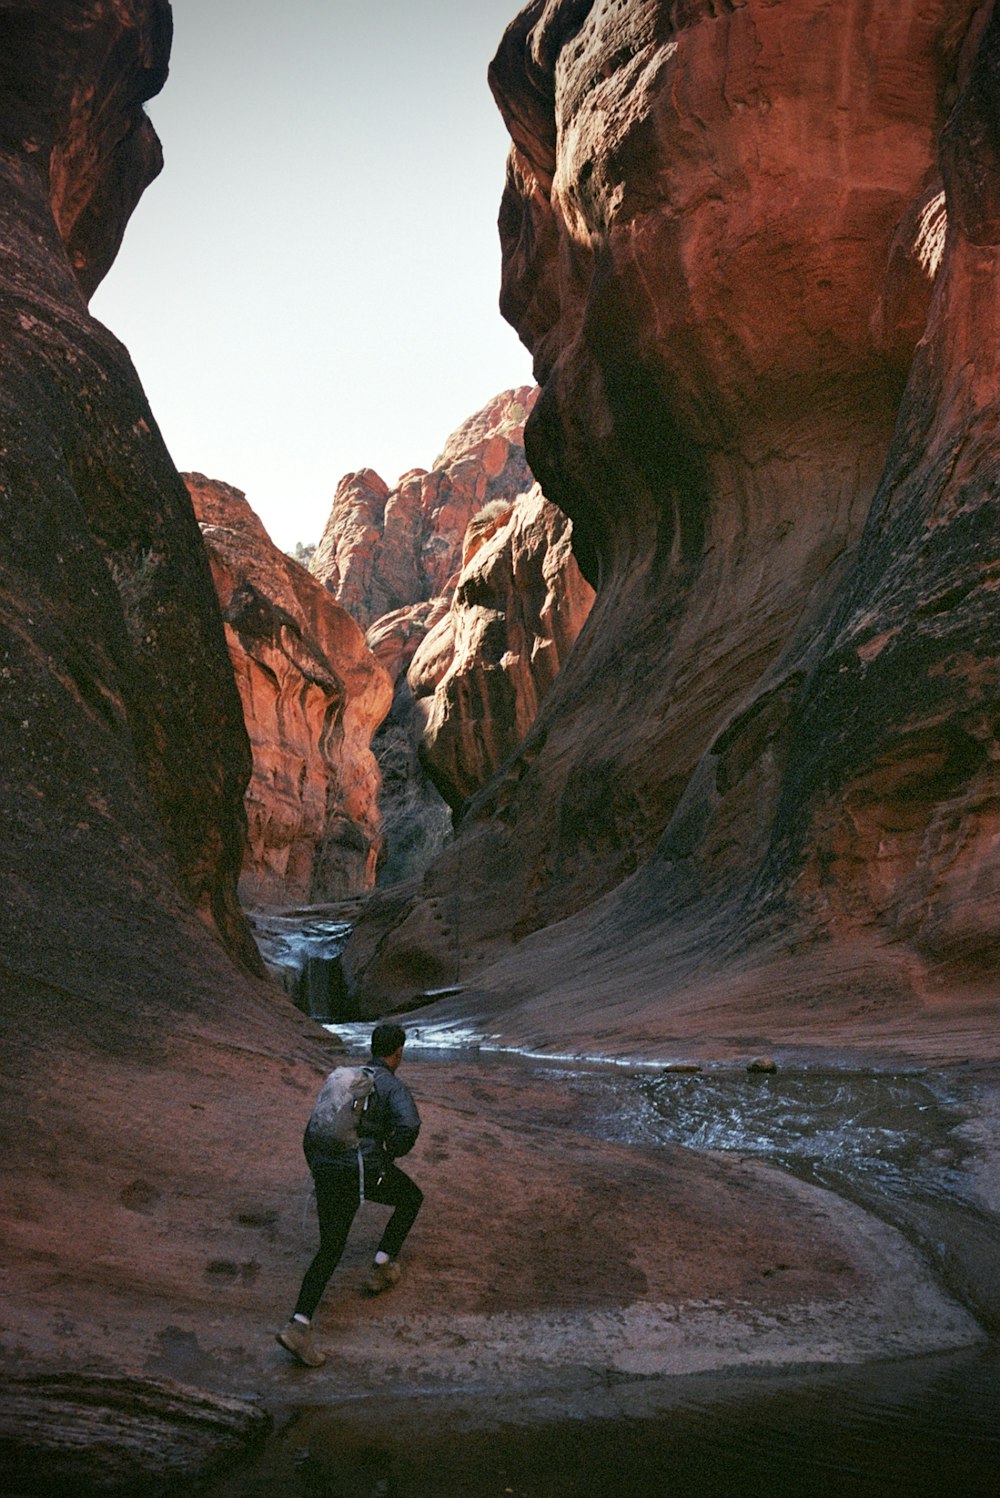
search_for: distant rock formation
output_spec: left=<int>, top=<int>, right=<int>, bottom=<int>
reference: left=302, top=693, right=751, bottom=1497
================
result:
left=312, top=387, right=593, bottom=885
left=187, top=474, right=392, bottom=907
left=311, top=388, right=537, bottom=630
left=410, top=486, right=595, bottom=811
left=347, top=0, right=1000, bottom=1024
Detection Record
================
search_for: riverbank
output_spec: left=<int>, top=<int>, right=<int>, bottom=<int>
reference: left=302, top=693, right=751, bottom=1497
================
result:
left=3, top=1044, right=997, bottom=1493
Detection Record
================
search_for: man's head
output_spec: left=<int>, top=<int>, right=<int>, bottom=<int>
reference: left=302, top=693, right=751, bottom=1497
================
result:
left=370, top=1022, right=407, bottom=1071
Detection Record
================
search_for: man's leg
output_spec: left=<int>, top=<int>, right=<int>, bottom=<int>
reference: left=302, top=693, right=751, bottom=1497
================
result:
left=293, top=1163, right=360, bottom=1318
left=277, top=1162, right=358, bottom=1364
left=363, top=1162, right=423, bottom=1291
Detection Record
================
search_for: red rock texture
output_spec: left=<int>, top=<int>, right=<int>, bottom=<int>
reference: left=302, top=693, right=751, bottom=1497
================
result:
left=186, top=475, right=393, bottom=907
left=311, top=387, right=538, bottom=631
left=347, top=0, right=1000, bottom=1031
left=410, top=485, right=595, bottom=811
left=762, top=3, right=1000, bottom=977
left=0, top=0, right=261, bottom=981
left=312, top=389, right=578, bottom=887
left=2, top=14, right=999, bottom=1472
left=5, top=0, right=172, bottom=301
left=0, top=10, right=337, bottom=1467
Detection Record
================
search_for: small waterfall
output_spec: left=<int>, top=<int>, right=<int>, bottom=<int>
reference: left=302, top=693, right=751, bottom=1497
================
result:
left=245, top=911, right=356, bottom=1022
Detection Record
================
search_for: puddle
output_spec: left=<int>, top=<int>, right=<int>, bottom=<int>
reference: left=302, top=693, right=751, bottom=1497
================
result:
left=205, top=1345, right=1000, bottom=1497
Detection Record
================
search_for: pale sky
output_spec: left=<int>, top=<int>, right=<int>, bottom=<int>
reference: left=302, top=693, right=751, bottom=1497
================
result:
left=91, top=0, right=534, bottom=552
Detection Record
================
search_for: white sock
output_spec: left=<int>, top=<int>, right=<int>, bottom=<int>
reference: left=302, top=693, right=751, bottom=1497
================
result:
left=293, top=1313, right=310, bottom=1325
left=374, top=1251, right=390, bottom=1265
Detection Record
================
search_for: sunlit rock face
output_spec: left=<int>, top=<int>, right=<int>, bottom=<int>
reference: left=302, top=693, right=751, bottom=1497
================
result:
left=187, top=475, right=393, bottom=907
left=756, top=5, right=1000, bottom=979
left=313, top=389, right=571, bottom=887
left=0, top=0, right=262, bottom=984
left=311, top=387, right=538, bottom=631
left=348, top=0, right=991, bottom=1010
left=410, top=486, right=595, bottom=811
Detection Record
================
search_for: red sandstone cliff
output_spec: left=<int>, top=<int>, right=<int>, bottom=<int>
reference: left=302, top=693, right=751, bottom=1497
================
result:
left=312, top=386, right=594, bottom=883
left=0, top=0, right=260, bottom=978
left=347, top=0, right=1000, bottom=1037
left=0, top=4, right=334, bottom=1464
left=3, top=8, right=999, bottom=1481
left=409, top=485, right=595, bottom=811
left=186, top=475, right=392, bottom=906
left=311, top=387, right=537, bottom=633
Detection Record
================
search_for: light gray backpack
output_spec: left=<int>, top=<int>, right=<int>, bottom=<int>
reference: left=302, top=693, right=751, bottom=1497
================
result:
left=303, top=1065, right=376, bottom=1166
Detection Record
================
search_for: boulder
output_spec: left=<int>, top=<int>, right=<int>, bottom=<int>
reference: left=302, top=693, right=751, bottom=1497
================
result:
left=0, top=1373, right=270, bottom=1497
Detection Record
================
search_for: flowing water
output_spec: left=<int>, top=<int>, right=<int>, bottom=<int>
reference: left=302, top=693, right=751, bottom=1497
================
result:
left=248, top=912, right=354, bottom=1019
left=634, top=1066, right=1000, bottom=1335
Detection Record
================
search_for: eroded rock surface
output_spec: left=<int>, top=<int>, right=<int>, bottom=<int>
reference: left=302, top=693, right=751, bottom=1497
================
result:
left=0, top=8, right=329, bottom=1480
left=187, top=474, right=392, bottom=907
left=348, top=0, right=1000, bottom=1030
left=410, top=485, right=595, bottom=810
left=0, top=0, right=260, bottom=982
left=311, top=386, right=593, bottom=886
left=311, top=387, right=537, bottom=631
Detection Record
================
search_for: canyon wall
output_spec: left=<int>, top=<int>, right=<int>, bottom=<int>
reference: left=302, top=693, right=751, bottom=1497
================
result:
left=311, top=387, right=537, bottom=631
left=0, top=4, right=330, bottom=1451
left=409, top=484, right=595, bottom=811
left=187, top=475, right=393, bottom=907
left=0, top=0, right=262, bottom=985
left=348, top=0, right=1000, bottom=1035
left=313, top=387, right=593, bottom=884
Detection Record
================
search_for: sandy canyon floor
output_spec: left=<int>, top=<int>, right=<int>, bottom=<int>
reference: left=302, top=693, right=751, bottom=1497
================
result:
left=3, top=1020, right=999, bottom=1495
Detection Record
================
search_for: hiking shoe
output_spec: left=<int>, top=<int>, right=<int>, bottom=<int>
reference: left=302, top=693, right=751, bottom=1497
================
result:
left=276, top=1318, right=326, bottom=1368
left=365, top=1259, right=401, bottom=1295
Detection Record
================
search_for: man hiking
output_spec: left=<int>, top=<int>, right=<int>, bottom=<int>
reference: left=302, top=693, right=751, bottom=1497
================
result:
left=276, top=1021, right=423, bottom=1368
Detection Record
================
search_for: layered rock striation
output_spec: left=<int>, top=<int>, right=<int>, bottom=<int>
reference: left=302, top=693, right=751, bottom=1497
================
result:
left=348, top=0, right=1000, bottom=1028
left=187, top=475, right=392, bottom=907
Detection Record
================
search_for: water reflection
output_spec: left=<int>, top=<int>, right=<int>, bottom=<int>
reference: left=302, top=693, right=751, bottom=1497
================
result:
left=209, top=1345, right=1000, bottom=1497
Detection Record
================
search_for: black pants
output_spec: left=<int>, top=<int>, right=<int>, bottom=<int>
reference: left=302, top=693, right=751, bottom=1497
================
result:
left=294, top=1157, right=423, bottom=1320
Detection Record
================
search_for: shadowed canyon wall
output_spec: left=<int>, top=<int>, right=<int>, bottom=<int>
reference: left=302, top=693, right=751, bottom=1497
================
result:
left=0, top=5, right=327, bottom=1431
left=347, top=0, right=1000, bottom=1026
left=0, top=0, right=262, bottom=984
left=187, top=475, right=393, bottom=908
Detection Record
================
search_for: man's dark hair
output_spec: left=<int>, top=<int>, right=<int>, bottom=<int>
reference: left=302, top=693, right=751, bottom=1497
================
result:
left=370, top=1022, right=407, bottom=1058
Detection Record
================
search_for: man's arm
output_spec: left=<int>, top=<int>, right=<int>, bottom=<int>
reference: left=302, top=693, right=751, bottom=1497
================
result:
left=382, top=1073, right=421, bottom=1158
